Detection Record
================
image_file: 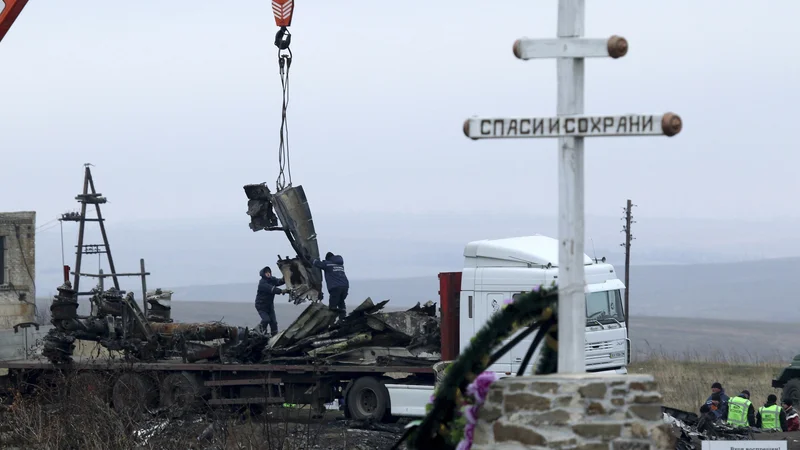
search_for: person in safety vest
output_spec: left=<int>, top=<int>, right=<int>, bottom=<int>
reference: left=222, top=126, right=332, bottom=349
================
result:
left=783, top=398, right=800, bottom=431
left=756, top=394, right=787, bottom=431
left=727, top=390, right=756, bottom=428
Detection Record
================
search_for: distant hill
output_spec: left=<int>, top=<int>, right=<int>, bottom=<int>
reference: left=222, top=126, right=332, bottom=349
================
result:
left=165, top=256, right=800, bottom=324
left=169, top=276, right=441, bottom=307
left=618, top=257, right=800, bottom=323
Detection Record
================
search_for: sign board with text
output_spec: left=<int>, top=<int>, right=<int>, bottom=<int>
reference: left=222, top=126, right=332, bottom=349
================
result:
left=701, top=441, right=788, bottom=450
left=463, top=113, right=682, bottom=140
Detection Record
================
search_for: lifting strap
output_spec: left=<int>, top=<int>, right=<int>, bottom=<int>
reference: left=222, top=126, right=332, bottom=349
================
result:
left=272, top=1, right=295, bottom=192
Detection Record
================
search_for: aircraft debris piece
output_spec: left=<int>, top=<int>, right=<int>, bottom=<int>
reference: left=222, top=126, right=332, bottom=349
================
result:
left=234, top=297, right=443, bottom=366
left=146, top=289, right=174, bottom=323
left=243, top=183, right=323, bottom=304
left=660, top=405, right=788, bottom=450
left=42, top=282, right=245, bottom=364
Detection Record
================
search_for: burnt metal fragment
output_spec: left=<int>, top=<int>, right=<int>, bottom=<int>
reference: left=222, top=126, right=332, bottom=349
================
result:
left=243, top=182, right=323, bottom=304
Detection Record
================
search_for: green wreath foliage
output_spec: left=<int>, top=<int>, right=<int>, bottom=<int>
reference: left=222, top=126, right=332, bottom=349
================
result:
left=405, top=285, right=560, bottom=450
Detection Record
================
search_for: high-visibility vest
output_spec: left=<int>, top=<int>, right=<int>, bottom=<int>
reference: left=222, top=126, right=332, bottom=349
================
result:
left=728, top=396, right=752, bottom=427
left=759, top=404, right=782, bottom=431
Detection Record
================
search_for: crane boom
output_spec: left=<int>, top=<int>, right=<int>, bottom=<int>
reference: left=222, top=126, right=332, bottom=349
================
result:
left=0, top=0, right=28, bottom=44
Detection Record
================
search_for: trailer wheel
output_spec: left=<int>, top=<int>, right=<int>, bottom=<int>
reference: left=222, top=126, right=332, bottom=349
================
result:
left=346, top=376, right=388, bottom=422
left=783, top=378, right=800, bottom=408
left=112, top=373, right=158, bottom=419
left=70, top=372, right=111, bottom=405
left=160, top=372, right=206, bottom=418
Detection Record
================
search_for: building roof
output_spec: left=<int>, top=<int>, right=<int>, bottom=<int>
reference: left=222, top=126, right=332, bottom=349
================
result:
left=464, top=235, right=593, bottom=267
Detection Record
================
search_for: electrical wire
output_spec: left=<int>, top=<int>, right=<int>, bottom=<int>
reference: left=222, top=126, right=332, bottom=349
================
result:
left=35, top=217, right=59, bottom=230
left=60, top=220, right=65, bottom=267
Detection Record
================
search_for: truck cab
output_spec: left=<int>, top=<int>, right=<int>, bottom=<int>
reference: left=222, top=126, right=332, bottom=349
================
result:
left=455, top=235, right=628, bottom=374
left=386, top=235, right=629, bottom=418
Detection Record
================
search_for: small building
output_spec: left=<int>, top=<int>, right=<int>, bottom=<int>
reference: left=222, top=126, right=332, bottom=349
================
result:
left=0, top=212, right=36, bottom=329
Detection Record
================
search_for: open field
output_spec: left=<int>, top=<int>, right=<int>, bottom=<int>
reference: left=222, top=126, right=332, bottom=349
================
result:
left=630, top=355, right=785, bottom=412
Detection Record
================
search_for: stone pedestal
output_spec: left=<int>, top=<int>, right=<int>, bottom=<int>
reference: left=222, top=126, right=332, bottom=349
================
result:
left=472, top=373, right=673, bottom=450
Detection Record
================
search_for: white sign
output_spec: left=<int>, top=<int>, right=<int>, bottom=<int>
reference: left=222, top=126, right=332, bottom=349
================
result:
left=701, top=441, right=787, bottom=450
left=463, top=113, right=682, bottom=140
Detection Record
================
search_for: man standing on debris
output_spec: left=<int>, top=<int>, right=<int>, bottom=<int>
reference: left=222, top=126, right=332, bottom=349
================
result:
left=783, top=399, right=800, bottom=431
left=255, top=266, right=290, bottom=335
left=727, top=390, right=756, bottom=428
left=312, top=252, right=349, bottom=321
left=756, top=394, right=787, bottom=431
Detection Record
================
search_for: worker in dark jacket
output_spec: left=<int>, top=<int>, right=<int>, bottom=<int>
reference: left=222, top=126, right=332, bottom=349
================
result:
left=703, top=382, right=730, bottom=421
left=756, top=394, right=787, bottom=431
left=255, top=266, right=289, bottom=335
left=312, top=252, right=349, bottom=321
left=700, top=392, right=726, bottom=422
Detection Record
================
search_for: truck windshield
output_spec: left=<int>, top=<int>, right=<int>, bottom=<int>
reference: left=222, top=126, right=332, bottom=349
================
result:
left=585, top=290, right=624, bottom=325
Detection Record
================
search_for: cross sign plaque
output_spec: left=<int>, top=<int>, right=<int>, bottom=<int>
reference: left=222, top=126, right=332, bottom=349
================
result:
left=462, top=0, right=682, bottom=373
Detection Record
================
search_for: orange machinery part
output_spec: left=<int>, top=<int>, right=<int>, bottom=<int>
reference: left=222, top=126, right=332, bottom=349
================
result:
left=272, top=0, right=294, bottom=27
left=0, top=0, right=29, bottom=43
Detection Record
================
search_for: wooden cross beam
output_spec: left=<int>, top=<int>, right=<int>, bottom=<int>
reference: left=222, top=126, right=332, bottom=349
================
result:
left=462, top=0, right=682, bottom=374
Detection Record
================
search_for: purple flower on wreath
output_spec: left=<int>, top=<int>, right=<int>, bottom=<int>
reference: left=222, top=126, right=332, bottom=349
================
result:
left=465, top=371, right=499, bottom=405
left=457, top=422, right=476, bottom=450
left=463, top=404, right=479, bottom=424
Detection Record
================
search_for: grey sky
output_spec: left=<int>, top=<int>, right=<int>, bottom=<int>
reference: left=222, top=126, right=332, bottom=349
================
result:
left=2, top=0, right=798, bottom=226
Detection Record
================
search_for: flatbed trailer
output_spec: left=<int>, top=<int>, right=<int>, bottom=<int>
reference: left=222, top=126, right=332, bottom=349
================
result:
left=0, top=356, right=435, bottom=422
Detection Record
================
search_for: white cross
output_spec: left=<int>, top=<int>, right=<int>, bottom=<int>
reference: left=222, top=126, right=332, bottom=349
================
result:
left=462, top=0, right=682, bottom=373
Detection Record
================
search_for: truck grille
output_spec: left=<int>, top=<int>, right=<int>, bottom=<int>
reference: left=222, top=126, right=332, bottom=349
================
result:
left=586, top=342, right=613, bottom=351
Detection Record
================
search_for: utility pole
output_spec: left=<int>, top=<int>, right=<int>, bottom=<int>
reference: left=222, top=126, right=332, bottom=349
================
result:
left=621, top=199, right=636, bottom=329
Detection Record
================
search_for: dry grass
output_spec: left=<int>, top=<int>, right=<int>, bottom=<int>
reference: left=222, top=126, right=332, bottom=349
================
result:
left=0, top=367, right=401, bottom=450
left=631, top=351, right=787, bottom=412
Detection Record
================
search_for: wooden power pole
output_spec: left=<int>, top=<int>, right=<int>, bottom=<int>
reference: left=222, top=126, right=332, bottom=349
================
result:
left=621, top=199, right=635, bottom=329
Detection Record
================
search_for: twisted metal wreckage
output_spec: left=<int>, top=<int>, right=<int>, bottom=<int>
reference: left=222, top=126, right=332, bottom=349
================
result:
left=39, top=168, right=441, bottom=368
left=662, top=406, right=800, bottom=450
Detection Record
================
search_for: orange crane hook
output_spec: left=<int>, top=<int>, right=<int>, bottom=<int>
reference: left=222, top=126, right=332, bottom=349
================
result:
left=273, top=0, right=294, bottom=50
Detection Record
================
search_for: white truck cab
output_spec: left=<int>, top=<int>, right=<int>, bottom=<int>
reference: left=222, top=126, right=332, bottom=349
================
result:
left=460, top=235, right=628, bottom=375
left=385, top=235, right=629, bottom=418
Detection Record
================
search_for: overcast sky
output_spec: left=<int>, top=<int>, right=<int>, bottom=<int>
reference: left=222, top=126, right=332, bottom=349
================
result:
left=2, top=0, right=798, bottom=228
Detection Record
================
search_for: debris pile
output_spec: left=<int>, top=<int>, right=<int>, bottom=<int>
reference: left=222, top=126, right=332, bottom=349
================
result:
left=226, top=298, right=441, bottom=366
left=662, top=406, right=789, bottom=450
left=40, top=279, right=442, bottom=368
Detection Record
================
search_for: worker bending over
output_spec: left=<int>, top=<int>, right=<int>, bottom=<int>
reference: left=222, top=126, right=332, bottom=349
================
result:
left=255, top=266, right=289, bottom=336
left=312, top=252, right=349, bottom=321
left=756, top=394, right=787, bottom=431
left=727, top=390, right=756, bottom=428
